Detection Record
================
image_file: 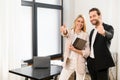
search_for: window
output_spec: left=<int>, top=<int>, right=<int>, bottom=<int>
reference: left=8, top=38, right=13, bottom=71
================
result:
left=37, top=8, right=61, bottom=56
left=21, top=0, right=63, bottom=59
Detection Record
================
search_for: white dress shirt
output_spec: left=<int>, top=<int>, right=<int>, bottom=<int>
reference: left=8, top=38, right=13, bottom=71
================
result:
left=90, top=29, right=97, bottom=58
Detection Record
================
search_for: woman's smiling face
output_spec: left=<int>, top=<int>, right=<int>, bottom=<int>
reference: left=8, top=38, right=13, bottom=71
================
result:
left=75, top=17, right=84, bottom=30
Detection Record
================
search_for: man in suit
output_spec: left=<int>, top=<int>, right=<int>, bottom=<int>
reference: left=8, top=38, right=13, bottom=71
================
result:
left=87, top=8, right=115, bottom=80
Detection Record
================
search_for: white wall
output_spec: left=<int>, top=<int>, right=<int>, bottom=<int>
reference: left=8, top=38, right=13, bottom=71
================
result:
left=63, top=0, right=75, bottom=28
left=116, top=0, right=120, bottom=79
left=63, top=0, right=120, bottom=79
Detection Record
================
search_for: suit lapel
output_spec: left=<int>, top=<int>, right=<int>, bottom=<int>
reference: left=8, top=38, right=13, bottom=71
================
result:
left=90, top=29, right=94, bottom=47
left=94, top=32, right=99, bottom=44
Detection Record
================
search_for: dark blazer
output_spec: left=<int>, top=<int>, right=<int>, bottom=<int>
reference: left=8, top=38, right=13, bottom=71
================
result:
left=88, top=23, right=115, bottom=71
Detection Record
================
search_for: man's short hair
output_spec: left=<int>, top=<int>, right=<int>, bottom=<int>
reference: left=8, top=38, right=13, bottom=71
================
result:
left=89, top=8, right=101, bottom=16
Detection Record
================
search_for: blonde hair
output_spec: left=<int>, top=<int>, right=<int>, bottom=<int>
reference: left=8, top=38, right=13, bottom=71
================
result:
left=72, top=14, right=86, bottom=32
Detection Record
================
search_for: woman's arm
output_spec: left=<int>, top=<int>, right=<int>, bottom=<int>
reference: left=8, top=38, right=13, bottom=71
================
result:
left=69, top=45, right=83, bottom=56
left=69, top=34, right=90, bottom=58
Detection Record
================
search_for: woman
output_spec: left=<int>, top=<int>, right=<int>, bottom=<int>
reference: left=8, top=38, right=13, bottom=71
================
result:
left=59, top=14, right=90, bottom=80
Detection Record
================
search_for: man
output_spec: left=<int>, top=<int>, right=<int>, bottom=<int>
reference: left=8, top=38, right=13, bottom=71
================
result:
left=87, top=8, right=115, bottom=80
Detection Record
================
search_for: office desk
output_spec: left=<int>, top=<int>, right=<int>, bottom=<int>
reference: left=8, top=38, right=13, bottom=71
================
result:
left=9, top=65, right=62, bottom=80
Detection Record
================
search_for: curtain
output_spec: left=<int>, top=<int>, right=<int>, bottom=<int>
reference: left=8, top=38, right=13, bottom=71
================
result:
left=0, top=1, right=8, bottom=80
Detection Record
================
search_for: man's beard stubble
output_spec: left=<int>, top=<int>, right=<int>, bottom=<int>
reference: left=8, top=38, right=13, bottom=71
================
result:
left=91, top=19, right=100, bottom=26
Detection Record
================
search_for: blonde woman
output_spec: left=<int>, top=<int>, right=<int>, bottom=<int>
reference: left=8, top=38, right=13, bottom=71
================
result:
left=59, top=15, right=90, bottom=80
